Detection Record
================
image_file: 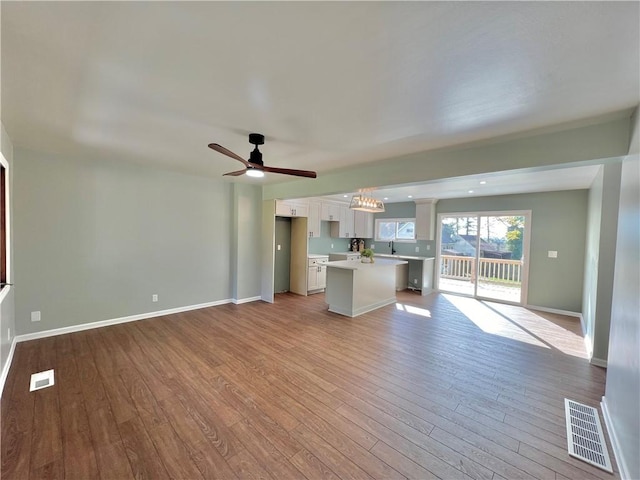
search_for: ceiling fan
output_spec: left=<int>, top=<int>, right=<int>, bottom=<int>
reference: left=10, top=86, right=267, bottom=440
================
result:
left=208, top=133, right=317, bottom=179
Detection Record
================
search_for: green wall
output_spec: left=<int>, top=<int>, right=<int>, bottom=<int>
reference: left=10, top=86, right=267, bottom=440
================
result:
left=264, top=117, right=630, bottom=201
left=14, top=149, right=237, bottom=335
left=437, top=190, right=589, bottom=311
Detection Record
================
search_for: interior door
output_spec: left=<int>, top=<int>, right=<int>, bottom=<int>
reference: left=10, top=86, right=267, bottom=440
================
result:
left=438, top=212, right=529, bottom=304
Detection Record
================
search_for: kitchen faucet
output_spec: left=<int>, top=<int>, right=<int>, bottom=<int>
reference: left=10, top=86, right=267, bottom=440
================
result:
left=389, top=241, right=396, bottom=254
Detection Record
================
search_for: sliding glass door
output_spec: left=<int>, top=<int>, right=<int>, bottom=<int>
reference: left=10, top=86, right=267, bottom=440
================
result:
left=438, top=212, right=530, bottom=304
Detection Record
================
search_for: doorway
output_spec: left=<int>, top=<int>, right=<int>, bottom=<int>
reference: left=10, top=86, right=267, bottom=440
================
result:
left=437, top=212, right=530, bottom=304
left=274, top=217, right=292, bottom=293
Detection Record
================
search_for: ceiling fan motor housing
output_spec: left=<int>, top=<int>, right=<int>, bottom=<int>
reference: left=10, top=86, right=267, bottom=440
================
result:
left=249, top=133, right=264, bottom=145
left=249, top=133, right=264, bottom=165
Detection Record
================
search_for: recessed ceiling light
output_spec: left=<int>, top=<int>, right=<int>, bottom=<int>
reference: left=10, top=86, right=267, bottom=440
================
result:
left=383, top=197, right=388, bottom=200
left=343, top=195, right=348, bottom=198
left=468, top=190, right=474, bottom=194
left=480, top=181, right=487, bottom=185
left=408, top=195, right=413, bottom=198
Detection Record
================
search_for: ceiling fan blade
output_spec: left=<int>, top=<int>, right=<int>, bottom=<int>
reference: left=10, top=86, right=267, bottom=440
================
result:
left=223, top=168, right=248, bottom=176
left=208, top=143, right=251, bottom=166
left=262, top=165, right=317, bottom=178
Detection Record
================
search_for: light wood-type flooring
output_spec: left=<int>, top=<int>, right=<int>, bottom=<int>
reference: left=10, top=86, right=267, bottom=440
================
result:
left=1, top=291, right=618, bottom=479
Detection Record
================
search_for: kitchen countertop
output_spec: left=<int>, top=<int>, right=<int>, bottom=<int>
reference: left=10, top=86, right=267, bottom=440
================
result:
left=308, top=254, right=330, bottom=259
left=326, top=258, right=408, bottom=270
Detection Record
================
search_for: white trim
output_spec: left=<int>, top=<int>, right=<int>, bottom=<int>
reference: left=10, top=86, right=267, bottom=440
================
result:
left=590, top=357, right=608, bottom=368
left=525, top=304, right=582, bottom=318
left=232, top=296, right=262, bottom=305
left=436, top=210, right=532, bottom=305
left=0, top=336, right=17, bottom=397
left=15, top=299, right=233, bottom=343
left=0, top=152, right=11, bottom=287
left=601, top=396, right=630, bottom=480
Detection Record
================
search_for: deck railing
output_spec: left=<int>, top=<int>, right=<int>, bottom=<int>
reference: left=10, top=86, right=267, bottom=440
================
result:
left=440, top=255, right=522, bottom=284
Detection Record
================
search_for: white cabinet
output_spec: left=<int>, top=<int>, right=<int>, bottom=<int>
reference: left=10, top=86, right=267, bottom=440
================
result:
left=321, top=202, right=341, bottom=221
left=331, top=205, right=354, bottom=238
left=395, top=263, right=409, bottom=291
left=415, top=199, right=438, bottom=240
left=307, top=256, right=328, bottom=293
left=276, top=199, right=309, bottom=217
left=307, top=200, right=321, bottom=238
left=353, top=210, right=374, bottom=238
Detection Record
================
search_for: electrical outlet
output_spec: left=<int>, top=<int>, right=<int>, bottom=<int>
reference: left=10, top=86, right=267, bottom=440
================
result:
left=370, top=244, right=375, bottom=250
left=277, top=244, right=281, bottom=251
left=152, top=294, right=158, bottom=302
left=415, top=246, right=419, bottom=252
left=414, top=278, right=418, bottom=284
left=331, top=243, right=334, bottom=249
left=31, top=311, right=41, bottom=322
left=427, top=244, right=431, bottom=250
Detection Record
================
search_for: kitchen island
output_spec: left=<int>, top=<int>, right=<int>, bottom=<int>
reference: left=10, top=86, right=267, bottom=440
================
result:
left=325, top=258, right=408, bottom=317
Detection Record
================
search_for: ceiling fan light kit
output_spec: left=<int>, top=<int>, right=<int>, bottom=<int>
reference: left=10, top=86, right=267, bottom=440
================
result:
left=208, top=133, right=317, bottom=179
left=350, top=194, right=385, bottom=213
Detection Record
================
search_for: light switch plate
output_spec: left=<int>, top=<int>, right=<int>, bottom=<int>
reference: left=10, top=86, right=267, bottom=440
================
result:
left=31, top=311, right=41, bottom=322
left=548, top=250, right=558, bottom=258
left=415, top=246, right=419, bottom=252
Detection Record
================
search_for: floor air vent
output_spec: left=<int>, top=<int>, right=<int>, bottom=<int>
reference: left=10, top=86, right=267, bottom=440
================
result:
left=29, top=369, right=55, bottom=392
left=564, top=399, right=613, bottom=473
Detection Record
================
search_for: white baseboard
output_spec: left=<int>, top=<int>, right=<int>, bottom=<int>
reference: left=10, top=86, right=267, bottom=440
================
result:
left=0, top=337, right=17, bottom=398
left=601, top=396, right=630, bottom=480
left=525, top=304, right=582, bottom=318
left=590, top=357, right=608, bottom=368
left=232, top=296, right=262, bottom=305
left=15, top=299, right=233, bottom=343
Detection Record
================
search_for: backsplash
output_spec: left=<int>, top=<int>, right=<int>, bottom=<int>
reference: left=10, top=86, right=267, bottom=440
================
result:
left=308, top=221, right=353, bottom=254
left=369, top=239, right=435, bottom=257
left=308, top=220, right=435, bottom=256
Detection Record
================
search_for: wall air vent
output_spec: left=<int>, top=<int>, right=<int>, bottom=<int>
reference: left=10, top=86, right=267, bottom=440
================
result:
left=564, top=399, right=613, bottom=472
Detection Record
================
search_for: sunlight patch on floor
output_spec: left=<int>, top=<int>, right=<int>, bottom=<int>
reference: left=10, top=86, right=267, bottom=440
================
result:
left=395, top=303, right=432, bottom=318
left=443, top=294, right=587, bottom=357
left=444, top=294, right=551, bottom=348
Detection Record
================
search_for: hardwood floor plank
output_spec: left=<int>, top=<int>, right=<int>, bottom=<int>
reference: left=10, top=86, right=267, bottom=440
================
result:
left=210, top=375, right=303, bottom=459
left=1, top=292, right=615, bottom=480
left=59, top=400, right=99, bottom=480
left=159, top=398, right=238, bottom=479
left=289, top=447, right=341, bottom=480
left=337, top=402, right=490, bottom=480
left=118, top=417, right=171, bottom=480
left=148, top=423, right=204, bottom=480
left=290, top=424, right=375, bottom=480
left=231, top=418, right=305, bottom=479
left=29, top=387, right=63, bottom=472
left=227, top=448, right=276, bottom=480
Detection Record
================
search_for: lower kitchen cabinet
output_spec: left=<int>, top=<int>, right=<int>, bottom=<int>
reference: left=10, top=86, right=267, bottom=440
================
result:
left=308, top=256, right=328, bottom=293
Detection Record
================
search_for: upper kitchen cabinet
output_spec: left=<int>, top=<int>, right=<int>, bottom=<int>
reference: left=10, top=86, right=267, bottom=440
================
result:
left=330, top=205, right=355, bottom=238
left=276, top=199, right=309, bottom=217
left=307, top=200, right=321, bottom=238
left=321, top=202, right=341, bottom=221
left=353, top=210, right=374, bottom=238
left=415, top=199, right=438, bottom=240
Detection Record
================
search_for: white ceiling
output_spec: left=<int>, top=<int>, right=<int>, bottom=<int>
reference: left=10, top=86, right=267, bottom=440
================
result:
left=2, top=2, right=638, bottom=196
left=323, top=164, right=602, bottom=204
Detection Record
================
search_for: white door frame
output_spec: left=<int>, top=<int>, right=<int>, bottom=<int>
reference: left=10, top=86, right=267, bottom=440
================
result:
left=435, top=210, right=532, bottom=305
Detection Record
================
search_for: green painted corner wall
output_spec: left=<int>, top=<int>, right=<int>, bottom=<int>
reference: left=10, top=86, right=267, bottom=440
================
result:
left=14, top=149, right=234, bottom=335
left=437, top=190, right=589, bottom=312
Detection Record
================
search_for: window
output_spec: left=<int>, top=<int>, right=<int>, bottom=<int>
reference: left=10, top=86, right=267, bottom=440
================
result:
left=375, top=218, right=416, bottom=242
